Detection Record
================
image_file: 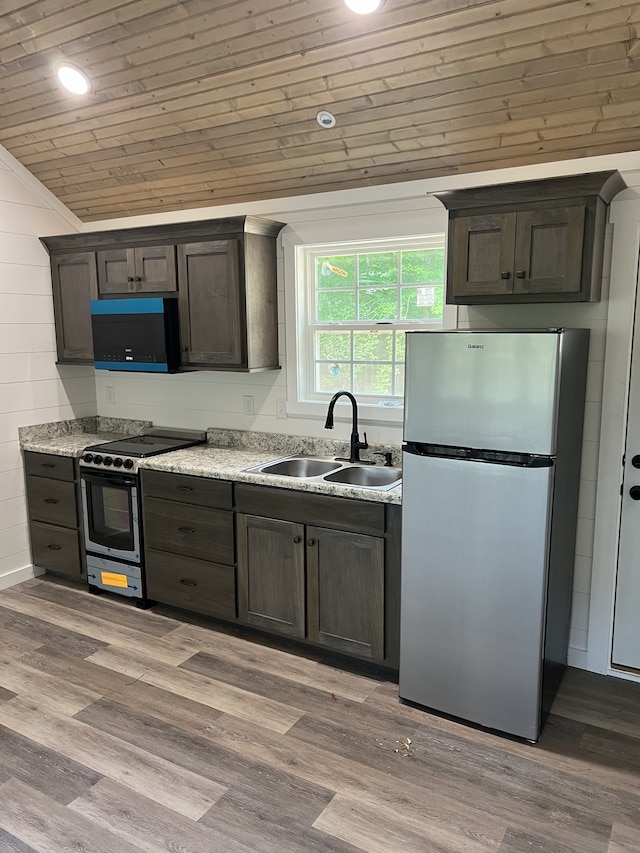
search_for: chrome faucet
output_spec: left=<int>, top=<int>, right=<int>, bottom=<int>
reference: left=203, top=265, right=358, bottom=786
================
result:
left=324, top=390, right=373, bottom=464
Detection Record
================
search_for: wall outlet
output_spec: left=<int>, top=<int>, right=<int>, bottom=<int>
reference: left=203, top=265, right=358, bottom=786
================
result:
left=276, top=397, right=287, bottom=419
left=243, top=395, right=255, bottom=416
left=106, top=386, right=116, bottom=405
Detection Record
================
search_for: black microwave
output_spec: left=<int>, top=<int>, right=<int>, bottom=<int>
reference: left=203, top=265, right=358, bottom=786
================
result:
left=90, top=297, right=181, bottom=373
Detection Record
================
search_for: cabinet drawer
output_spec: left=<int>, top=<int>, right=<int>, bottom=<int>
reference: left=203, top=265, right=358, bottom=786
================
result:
left=145, top=548, right=236, bottom=620
left=30, top=522, right=82, bottom=577
left=234, top=483, right=386, bottom=536
left=143, top=496, right=234, bottom=564
left=142, top=469, right=232, bottom=509
left=26, top=477, right=78, bottom=527
left=24, top=452, right=75, bottom=482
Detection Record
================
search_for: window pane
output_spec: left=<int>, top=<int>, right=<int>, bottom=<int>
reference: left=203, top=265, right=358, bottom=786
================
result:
left=401, top=248, right=445, bottom=283
left=401, top=285, right=444, bottom=320
left=358, top=287, right=397, bottom=321
left=395, top=364, right=405, bottom=397
left=353, top=330, right=393, bottom=361
left=317, top=331, right=351, bottom=361
left=317, top=255, right=356, bottom=288
left=395, top=331, right=406, bottom=362
left=354, top=363, right=392, bottom=396
left=317, top=362, right=351, bottom=393
left=317, top=290, right=356, bottom=321
left=358, top=252, right=398, bottom=286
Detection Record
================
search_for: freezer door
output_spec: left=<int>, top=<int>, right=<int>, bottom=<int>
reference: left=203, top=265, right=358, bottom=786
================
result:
left=403, top=331, right=560, bottom=454
left=399, top=450, right=553, bottom=741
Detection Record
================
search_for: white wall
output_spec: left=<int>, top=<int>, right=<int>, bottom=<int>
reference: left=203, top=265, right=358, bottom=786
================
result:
left=0, top=148, right=95, bottom=589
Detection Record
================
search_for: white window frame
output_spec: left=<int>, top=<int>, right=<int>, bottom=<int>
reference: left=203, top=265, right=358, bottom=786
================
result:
left=283, top=211, right=457, bottom=426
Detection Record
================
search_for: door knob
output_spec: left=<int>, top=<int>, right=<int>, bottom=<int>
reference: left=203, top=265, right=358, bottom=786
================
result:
left=632, top=455, right=640, bottom=469
left=629, top=486, right=640, bottom=500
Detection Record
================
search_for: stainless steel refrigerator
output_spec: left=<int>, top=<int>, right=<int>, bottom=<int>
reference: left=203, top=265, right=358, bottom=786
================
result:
left=399, top=328, right=589, bottom=741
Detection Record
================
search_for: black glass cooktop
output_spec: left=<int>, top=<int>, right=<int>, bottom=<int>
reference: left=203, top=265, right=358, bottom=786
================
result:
left=85, top=433, right=206, bottom=458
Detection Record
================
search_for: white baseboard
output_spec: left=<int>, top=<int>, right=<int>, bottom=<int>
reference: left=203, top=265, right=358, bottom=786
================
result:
left=567, top=647, right=588, bottom=670
left=0, top=563, right=44, bottom=592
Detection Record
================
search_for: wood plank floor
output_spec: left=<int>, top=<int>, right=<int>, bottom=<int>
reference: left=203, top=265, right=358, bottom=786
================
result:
left=0, top=577, right=639, bottom=852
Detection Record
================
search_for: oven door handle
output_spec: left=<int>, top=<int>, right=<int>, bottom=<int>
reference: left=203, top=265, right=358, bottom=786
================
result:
left=81, top=471, right=137, bottom=488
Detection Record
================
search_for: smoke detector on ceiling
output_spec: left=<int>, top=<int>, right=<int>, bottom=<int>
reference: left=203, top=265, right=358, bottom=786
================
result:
left=317, top=110, right=337, bottom=129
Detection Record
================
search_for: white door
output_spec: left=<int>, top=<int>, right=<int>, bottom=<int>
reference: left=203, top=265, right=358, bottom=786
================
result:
left=612, top=307, right=640, bottom=669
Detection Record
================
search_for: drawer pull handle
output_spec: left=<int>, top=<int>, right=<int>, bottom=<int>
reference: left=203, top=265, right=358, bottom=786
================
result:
left=41, top=463, right=56, bottom=469
left=44, top=498, right=58, bottom=504
left=178, top=526, right=195, bottom=534
left=177, top=486, right=194, bottom=491
left=46, top=544, right=62, bottom=551
left=180, top=578, right=197, bottom=587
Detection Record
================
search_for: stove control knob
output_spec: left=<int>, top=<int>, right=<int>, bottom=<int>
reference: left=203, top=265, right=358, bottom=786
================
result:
left=82, top=453, right=93, bottom=463
left=123, top=459, right=134, bottom=470
left=113, top=457, right=123, bottom=468
left=103, top=456, right=113, bottom=466
left=94, top=455, right=103, bottom=465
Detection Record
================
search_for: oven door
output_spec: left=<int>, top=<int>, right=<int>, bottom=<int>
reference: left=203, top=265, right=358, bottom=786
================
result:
left=80, top=469, right=141, bottom=563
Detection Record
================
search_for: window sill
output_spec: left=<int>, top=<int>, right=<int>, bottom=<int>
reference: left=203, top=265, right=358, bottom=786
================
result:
left=285, top=397, right=404, bottom=427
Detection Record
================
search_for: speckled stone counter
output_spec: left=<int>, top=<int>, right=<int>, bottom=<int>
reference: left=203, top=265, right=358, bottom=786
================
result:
left=142, top=444, right=402, bottom=505
left=19, top=421, right=402, bottom=505
left=18, top=416, right=152, bottom=458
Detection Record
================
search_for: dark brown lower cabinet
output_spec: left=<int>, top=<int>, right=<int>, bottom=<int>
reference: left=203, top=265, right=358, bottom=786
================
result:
left=307, top=525, right=384, bottom=660
left=236, top=514, right=306, bottom=638
left=145, top=548, right=236, bottom=620
left=24, top=451, right=84, bottom=579
left=235, top=483, right=394, bottom=664
left=141, top=470, right=236, bottom=619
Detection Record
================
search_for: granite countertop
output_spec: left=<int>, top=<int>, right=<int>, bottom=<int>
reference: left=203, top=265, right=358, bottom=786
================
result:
left=142, top=444, right=401, bottom=505
left=19, top=420, right=402, bottom=505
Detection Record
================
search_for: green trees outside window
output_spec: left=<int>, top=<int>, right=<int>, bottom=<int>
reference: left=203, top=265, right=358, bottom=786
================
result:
left=309, top=242, right=445, bottom=400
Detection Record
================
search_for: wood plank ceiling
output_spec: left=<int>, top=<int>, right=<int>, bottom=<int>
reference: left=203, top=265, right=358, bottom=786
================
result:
left=1, top=0, right=639, bottom=222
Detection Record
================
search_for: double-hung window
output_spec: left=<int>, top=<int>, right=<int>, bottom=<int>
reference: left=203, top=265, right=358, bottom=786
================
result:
left=289, top=233, right=454, bottom=420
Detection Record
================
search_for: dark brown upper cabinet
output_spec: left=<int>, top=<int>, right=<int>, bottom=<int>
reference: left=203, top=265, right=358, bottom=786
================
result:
left=49, top=251, right=98, bottom=363
left=41, top=216, right=284, bottom=370
left=97, top=245, right=177, bottom=295
left=435, top=171, right=626, bottom=305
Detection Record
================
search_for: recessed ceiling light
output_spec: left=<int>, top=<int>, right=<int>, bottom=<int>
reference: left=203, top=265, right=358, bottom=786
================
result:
left=317, top=110, right=337, bottom=129
left=55, top=62, right=91, bottom=95
left=344, top=0, right=384, bottom=13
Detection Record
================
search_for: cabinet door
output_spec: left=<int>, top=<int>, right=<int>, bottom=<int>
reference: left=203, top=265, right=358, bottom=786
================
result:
left=236, top=513, right=305, bottom=638
left=177, top=240, right=244, bottom=367
left=97, top=248, right=134, bottom=294
left=307, top=526, right=384, bottom=660
left=50, top=252, right=98, bottom=362
left=513, top=205, right=585, bottom=296
left=97, top=245, right=177, bottom=294
left=449, top=212, right=516, bottom=300
left=133, top=245, right=177, bottom=292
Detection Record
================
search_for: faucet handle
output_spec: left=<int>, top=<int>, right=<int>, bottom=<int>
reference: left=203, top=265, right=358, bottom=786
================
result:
left=359, top=431, right=368, bottom=450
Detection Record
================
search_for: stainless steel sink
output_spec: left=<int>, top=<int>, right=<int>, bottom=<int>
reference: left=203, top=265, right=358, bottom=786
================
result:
left=258, top=457, right=342, bottom=478
left=245, top=455, right=401, bottom=491
left=323, top=466, right=402, bottom=489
